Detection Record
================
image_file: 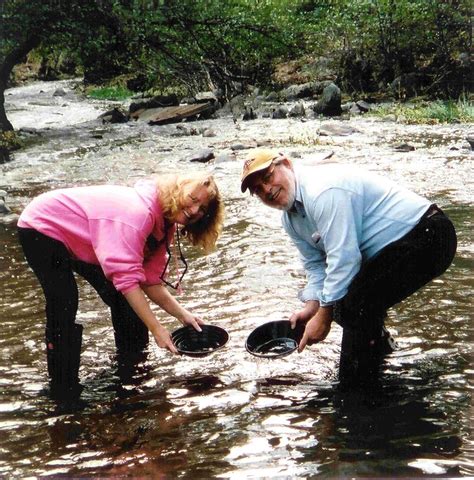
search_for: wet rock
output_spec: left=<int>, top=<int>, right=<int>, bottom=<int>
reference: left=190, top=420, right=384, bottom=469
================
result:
left=265, top=92, right=279, bottom=102
left=349, top=103, right=362, bottom=115
left=356, top=100, right=371, bottom=112
left=230, top=143, right=247, bottom=151
left=342, top=102, right=354, bottom=113
left=312, top=83, right=342, bottom=117
left=100, top=107, right=128, bottom=124
left=187, top=148, right=215, bottom=163
left=19, top=127, right=41, bottom=136
left=394, top=143, right=415, bottom=152
left=466, top=135, right=474, bottom=150
left=202, top=128, right=216, bottom=137
left=173, top=125, right=202, bottom=136
left=256, top=139, right=274, bottom=147
left=0, top=191, right=19, bottom=224
left=289, top=102, right=305, bottom=118
left=195, top=91, right=219, bottom=104
left=53, top=88, right=67, bottom=97
left=175, top=125, right=190, bottom=136
left=0, top=213, right=19, bottom=225
left=272, top=106, right=289, bottom=119
left=0, top=190, right=11, bottom=214
left=319, top=123, right=359, bottom=136
left=242, top=107, right=257, bottom=121
left=280, top=81, right=330, bottom=101
left=198, top=106, right=217, bottom=120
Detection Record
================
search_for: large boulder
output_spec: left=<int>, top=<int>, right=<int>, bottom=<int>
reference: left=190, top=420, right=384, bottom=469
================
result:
left=312, top=83, right=342, bottom=117
left=280, top=81, right=332, bottom=101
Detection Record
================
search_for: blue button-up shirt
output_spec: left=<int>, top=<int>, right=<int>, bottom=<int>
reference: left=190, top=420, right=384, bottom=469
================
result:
left=282, top=164, right=430, bottom=306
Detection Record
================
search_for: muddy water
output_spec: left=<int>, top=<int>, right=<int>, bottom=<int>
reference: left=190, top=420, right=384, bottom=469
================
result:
left=0, top=80, right=473, bottom=478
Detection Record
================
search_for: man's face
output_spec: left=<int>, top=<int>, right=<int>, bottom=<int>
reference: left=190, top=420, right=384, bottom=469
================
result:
left=248, top=159, right=296, bottom=211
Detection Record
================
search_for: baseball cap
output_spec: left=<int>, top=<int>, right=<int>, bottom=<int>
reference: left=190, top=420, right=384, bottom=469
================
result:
left=240, top=149, right=282, bottom=193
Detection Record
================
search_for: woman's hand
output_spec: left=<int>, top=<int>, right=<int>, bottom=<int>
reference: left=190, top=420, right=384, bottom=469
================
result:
left=289, top=300, right=320, bottom=329
left=143, top=284, right=204, bottom=332
left=152, top=324, right=179, bottom=354
left=124, top=288, right=180, bottom=354
left=177, top=310, right=204, bottom=332
left=298, top=306, right=333, bottom=353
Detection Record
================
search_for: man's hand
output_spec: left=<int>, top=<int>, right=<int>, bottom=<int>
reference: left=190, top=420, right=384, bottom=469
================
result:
left=298, top=306, right=333, bottom=353
left=289, top=300, right=320, bottom=329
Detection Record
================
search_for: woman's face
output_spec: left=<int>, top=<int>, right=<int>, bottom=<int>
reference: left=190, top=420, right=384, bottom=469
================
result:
left=174, top=183, right=211, bottom=226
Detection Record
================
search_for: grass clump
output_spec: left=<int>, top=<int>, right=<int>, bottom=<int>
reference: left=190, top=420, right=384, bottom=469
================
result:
left=87, top=85, right=134, bottom=101
left=0, top=131, right=23, bottom=151
left=373, top=98, right=474, bottom=124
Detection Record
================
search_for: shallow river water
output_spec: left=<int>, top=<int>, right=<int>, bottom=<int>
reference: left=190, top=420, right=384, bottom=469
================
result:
left=0, top=80, right=473, bottom=478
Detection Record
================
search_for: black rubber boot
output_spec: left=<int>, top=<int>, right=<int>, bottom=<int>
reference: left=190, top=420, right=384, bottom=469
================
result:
left=46, top=324, right=83, bottom=401
left=338, top=327, right=383, bottom=388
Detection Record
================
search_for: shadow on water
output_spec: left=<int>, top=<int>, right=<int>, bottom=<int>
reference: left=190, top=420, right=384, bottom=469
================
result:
left=301, top=355, right=471, bottom=478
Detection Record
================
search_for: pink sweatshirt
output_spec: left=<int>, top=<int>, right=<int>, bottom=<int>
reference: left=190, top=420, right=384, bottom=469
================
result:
left=18, top=179, right=175, bottom=294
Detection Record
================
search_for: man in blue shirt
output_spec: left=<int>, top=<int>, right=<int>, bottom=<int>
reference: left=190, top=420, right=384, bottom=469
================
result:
left=241, top=149, right=457, bottom=384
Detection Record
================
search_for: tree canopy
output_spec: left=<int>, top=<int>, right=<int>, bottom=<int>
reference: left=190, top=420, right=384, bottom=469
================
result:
left=1, top=0, right=471, bottom=132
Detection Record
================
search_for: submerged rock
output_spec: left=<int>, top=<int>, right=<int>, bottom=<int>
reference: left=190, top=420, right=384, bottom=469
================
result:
left=187, top=148, right=215, bottom=163
left=394, top=143, right=415, bottom=152
left=319, top=123, right=359, bottom=136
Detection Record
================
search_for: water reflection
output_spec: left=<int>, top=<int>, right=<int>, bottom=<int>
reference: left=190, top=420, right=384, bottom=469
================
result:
left=0, top=81, right=473, bottom=477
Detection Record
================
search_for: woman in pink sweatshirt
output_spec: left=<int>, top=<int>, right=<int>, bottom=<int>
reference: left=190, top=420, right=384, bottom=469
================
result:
left=17, top=173, right=224, bottom=399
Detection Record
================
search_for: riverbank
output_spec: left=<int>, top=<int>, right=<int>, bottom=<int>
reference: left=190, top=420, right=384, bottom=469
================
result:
left=2, top=79, right=473, bottom=211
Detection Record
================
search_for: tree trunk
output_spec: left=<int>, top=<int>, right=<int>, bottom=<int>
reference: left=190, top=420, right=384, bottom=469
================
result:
left=0, top=35, right=40, bottom=132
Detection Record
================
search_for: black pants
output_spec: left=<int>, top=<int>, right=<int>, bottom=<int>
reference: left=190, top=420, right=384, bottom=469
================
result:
left=334, top=206, right=457, bottom=382
left=18, top=228, right=149, bottom=386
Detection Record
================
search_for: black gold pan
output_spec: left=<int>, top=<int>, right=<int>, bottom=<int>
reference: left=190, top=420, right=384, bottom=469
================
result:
left=246, top=320, right=305, bottom=358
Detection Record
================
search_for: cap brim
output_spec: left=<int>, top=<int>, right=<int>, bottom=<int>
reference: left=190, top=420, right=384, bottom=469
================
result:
left=240, top=159, right=274, bottom=193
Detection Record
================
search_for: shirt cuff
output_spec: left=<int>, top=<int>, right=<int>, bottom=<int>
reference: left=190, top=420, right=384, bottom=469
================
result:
left=298, top=287, right=320, bottom=303
left=298, top=287, right=340, bottom=307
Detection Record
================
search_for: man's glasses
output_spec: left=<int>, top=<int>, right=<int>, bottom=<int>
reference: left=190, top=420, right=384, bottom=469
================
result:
left=250, top=162, right=277, bottom=196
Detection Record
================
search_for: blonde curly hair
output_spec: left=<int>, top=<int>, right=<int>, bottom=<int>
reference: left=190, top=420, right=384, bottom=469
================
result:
left=157, top=173, right=224, bottom=253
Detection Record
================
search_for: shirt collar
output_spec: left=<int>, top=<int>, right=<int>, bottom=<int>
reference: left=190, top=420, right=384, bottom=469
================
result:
left=289, top=169, right=304, bottom=215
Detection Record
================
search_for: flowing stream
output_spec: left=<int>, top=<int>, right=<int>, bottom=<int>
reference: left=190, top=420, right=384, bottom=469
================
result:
left=0, top=80, right=473, bottom=478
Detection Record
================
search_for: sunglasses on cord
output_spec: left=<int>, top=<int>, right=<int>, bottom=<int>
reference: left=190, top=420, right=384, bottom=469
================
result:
left=160, top=228, right=188, bottom=290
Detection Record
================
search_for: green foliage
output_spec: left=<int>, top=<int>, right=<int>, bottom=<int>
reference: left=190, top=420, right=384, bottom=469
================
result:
left=116, top=0, right=305, bottom=94
left=372, top=98, right=474, bottom=124
left=87, top=85, right=134, bottom=100
left=0, top=0, right=472, bottom=124
left=300, top=0, right=471, bottom=95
